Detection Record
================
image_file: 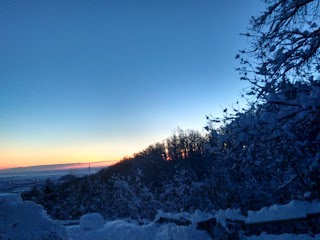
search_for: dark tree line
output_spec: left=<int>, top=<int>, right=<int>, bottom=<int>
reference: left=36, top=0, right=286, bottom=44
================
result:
left=22, top=129, right=212, bottom=220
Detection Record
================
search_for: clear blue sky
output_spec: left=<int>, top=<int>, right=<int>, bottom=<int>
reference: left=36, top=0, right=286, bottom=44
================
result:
left=0, top=0, right=265, bottom=168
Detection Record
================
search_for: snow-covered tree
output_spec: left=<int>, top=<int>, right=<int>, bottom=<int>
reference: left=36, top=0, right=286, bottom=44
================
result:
left=107, top=169, right=159, bottom=221
left=207, top=0, right=320, bottom=208
left=238, top=0, right=320, bottom=200
left=238, top=0, right=320, bottom=100
left=159, top=168, right=212, bottom=213
left=212, top=81, right=319, bottom=206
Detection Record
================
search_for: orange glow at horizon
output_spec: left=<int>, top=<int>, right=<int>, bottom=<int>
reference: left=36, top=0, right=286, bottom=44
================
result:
left=0, top=140, right=141, bottom=170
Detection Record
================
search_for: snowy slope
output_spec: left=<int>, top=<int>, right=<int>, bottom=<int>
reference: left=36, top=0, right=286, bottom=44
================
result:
left=67, top=220, right=211, bottom=240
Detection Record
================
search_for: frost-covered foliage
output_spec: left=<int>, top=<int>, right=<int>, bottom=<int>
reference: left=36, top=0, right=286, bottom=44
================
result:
left=105, top=169, right=159, bottom=221
left=22, top=154, right=218, bottom=221
left=159, top=168, right=212, bottom=213
left=208, top=81, right=320, bottom=209
left=238, top=0, right=320, bottom=100
left=205, top=0, right=320, bottom=210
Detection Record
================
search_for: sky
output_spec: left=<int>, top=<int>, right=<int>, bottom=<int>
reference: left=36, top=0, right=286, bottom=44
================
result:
left=0, top=0, right=265, bottom=169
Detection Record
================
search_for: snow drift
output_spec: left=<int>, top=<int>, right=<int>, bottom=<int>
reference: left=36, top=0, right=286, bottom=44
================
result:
left=246, top=200, right=320, bottom=224
left=67, top=220, right=211, bottom=240
left=80, top=213, right=104, bottom=230
left=0, top=193, right=68, bottom=240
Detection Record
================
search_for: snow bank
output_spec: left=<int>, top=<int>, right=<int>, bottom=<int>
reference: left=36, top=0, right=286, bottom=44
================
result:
left=67, top=219, right=211, bottom=240
left=155, top=209, right=215, bottom=224
left=0, top=193, right=68, bottom=240
left=246, top=200, right=320, bottom=224
left=154, top=223, right=211, bottom=240
left=215, top=208, right=246, bottom=227
left=244, top=232, right=320, bottom=240
left=80, top=213, right=104, bottom=230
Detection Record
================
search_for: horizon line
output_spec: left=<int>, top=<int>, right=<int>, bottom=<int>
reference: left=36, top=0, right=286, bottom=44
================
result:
left=0, top=160, right=117, bottom=172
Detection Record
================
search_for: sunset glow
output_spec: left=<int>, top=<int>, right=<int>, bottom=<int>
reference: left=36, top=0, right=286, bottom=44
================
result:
left=0, top=140, right=145, bottom=170
left=0, top=1, right=264, bottom=170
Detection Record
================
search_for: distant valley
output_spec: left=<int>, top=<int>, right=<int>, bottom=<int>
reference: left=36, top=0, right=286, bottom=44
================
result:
left=0, top=162, right=110, bottom=194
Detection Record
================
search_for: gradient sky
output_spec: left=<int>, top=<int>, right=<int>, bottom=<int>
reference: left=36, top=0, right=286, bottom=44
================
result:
left=0, top=0, right=265, bottom=169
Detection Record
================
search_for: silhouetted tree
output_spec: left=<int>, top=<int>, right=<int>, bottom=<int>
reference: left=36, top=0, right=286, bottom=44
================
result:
left=238, top=0, right=320, bottom=101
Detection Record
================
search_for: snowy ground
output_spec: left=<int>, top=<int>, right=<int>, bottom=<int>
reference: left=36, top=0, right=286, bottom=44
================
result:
left=66, top=221, right=320, bottom=240
left=244, top=233, right=320, bottom=240
left=1, top=193, right=319, bottom=240
left=67, top=220, right=211, bottom=240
